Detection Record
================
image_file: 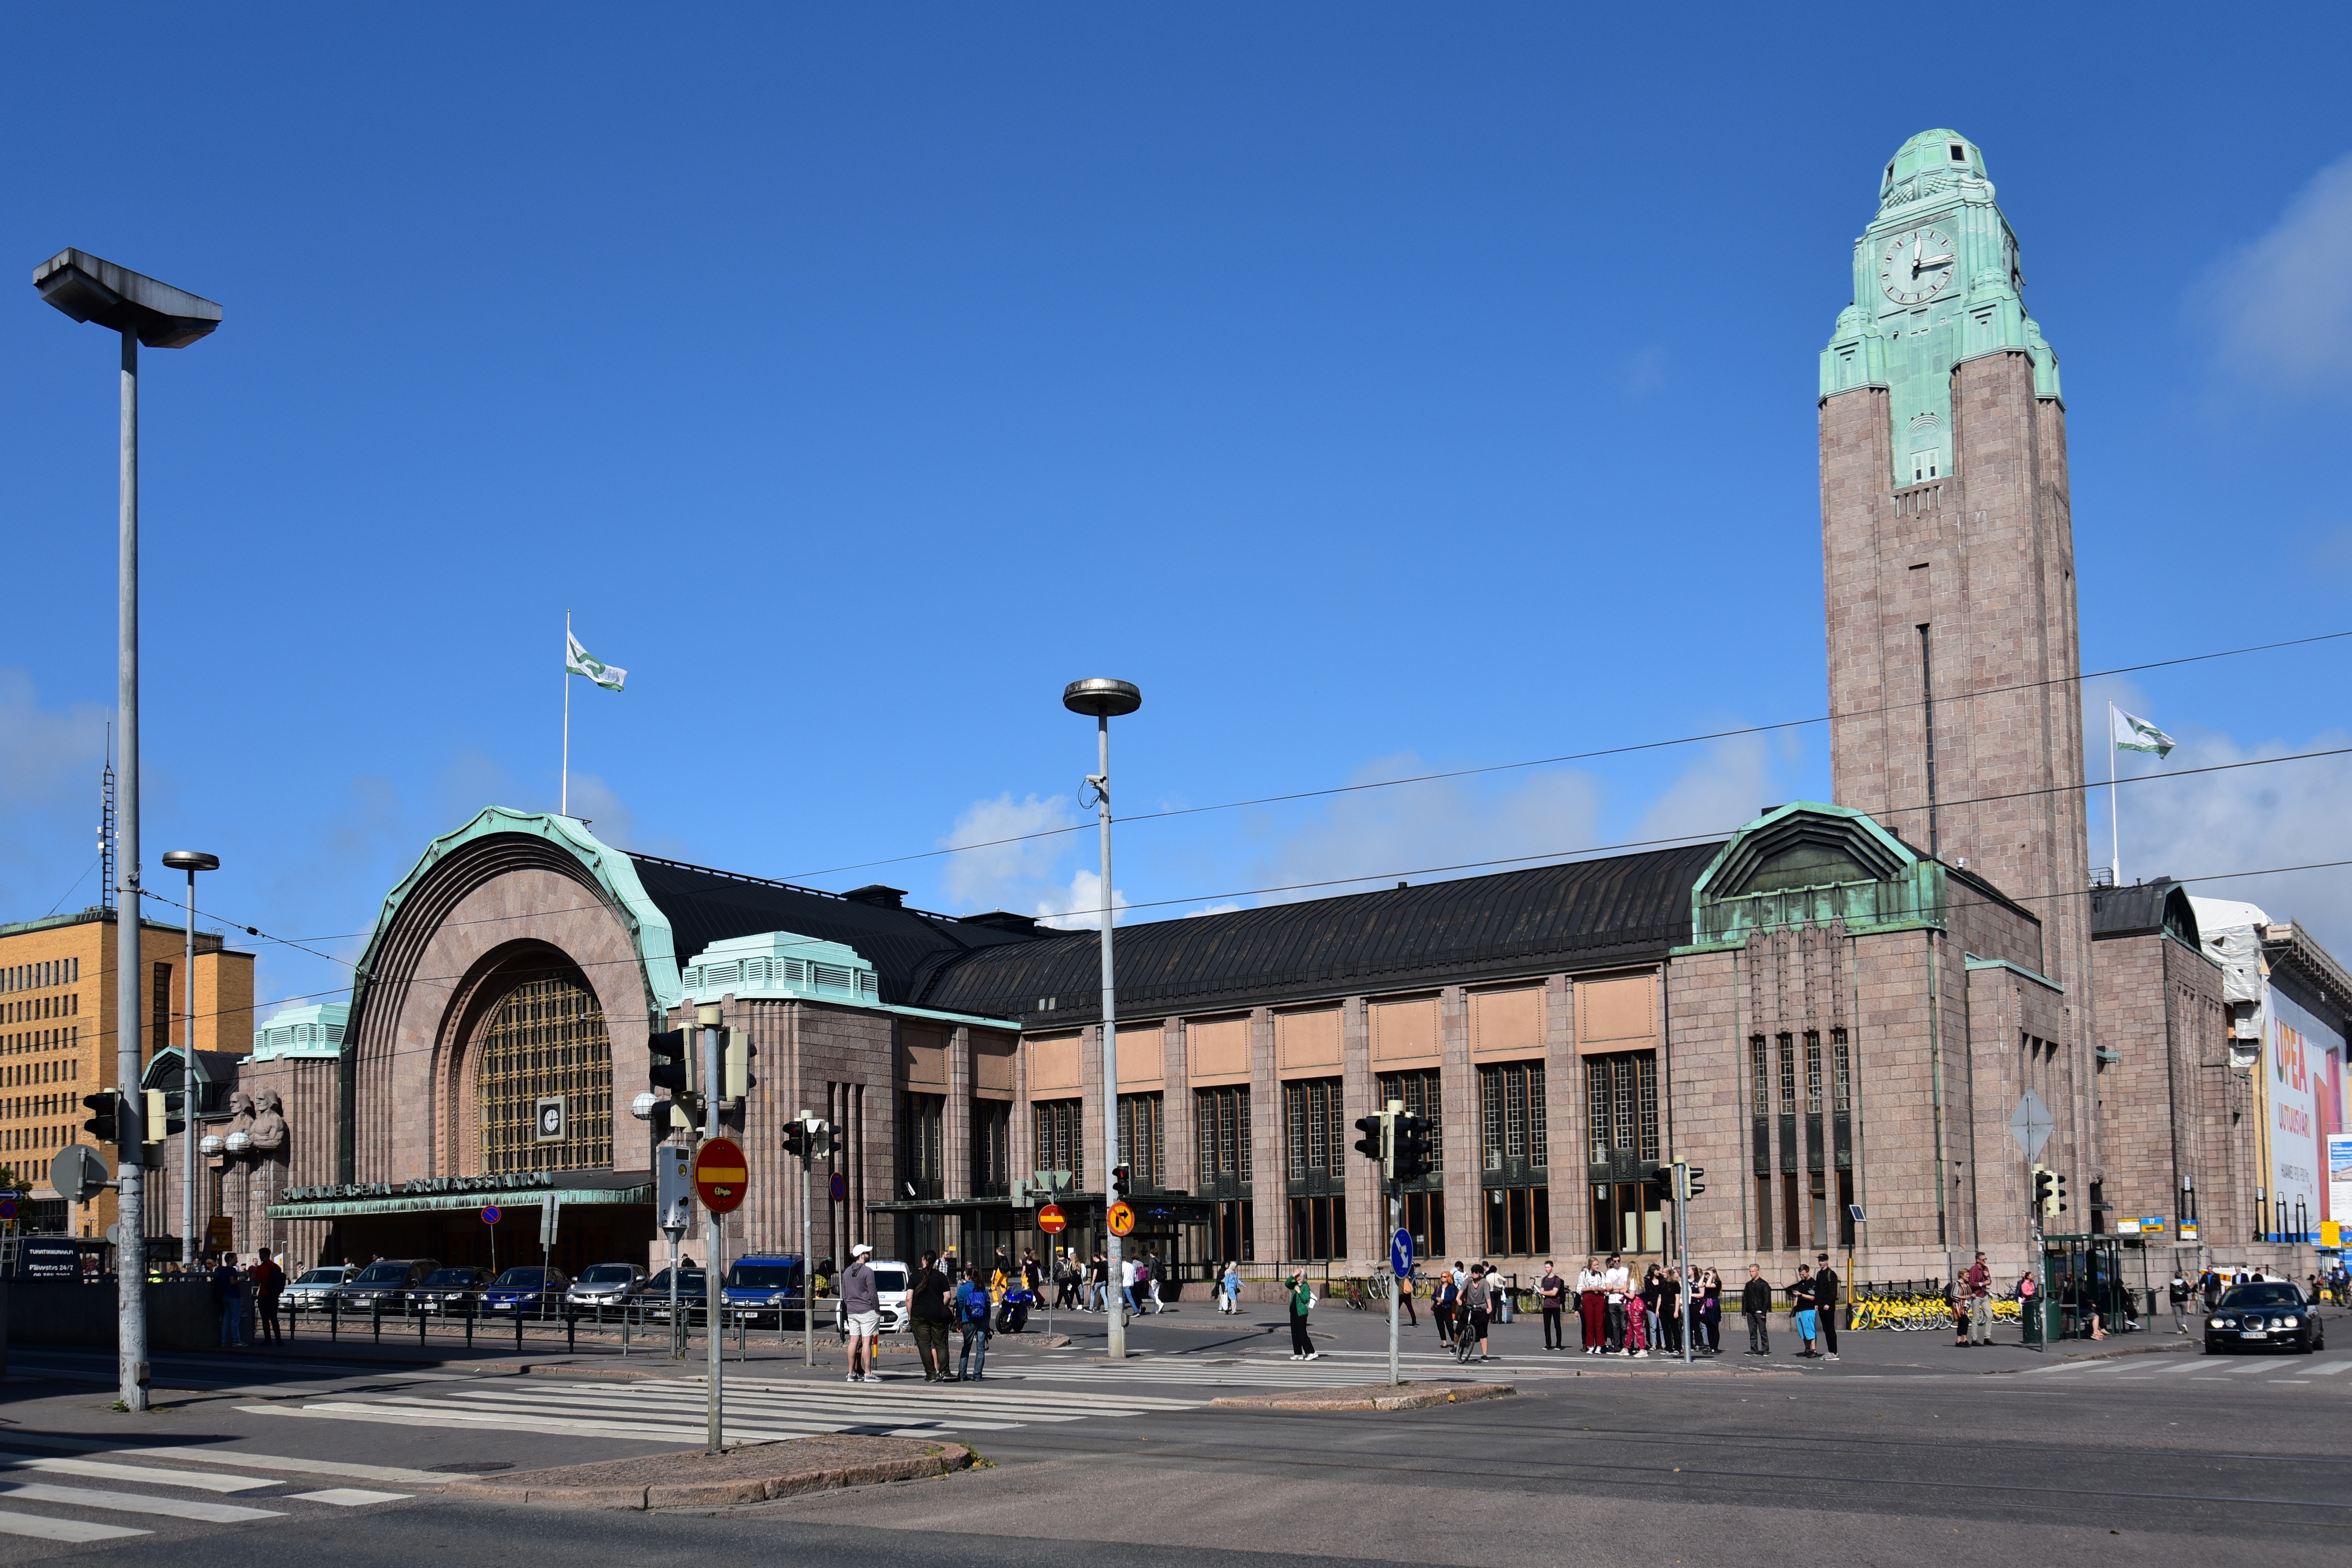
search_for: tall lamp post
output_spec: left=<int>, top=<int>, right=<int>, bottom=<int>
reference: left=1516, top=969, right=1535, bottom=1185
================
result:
left=35, top=250, right=222, bottom=1413
left=160, top=851, right=219, bottom=1265
left=1063, top=677, right=1141, bottom=1362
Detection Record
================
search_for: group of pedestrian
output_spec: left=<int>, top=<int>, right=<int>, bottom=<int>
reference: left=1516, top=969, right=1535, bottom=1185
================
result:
left=1735, top=1254, right=1839, bottom=1359
left=1428, top=1260, right=1506, bottom=1360
left=904, top=1246, right=1003, bottom=1383
left=208, top=1248, right=286, bottom=1348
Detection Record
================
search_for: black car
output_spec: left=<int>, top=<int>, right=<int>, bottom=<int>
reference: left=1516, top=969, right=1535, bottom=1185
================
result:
left=405, top=1265, right=494, bottom=1315
left=642, top=1266, right=710, bottom=1324
left=2204, top=1282, right=2326, bottom=1354
left=335, top=1258, right=441, bottom=1316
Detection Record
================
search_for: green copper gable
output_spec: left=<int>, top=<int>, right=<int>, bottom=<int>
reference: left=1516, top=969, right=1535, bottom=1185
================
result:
left=1674, top=801, right=1948, bottom=953
left=1820, top=130, right=2061, bottom=488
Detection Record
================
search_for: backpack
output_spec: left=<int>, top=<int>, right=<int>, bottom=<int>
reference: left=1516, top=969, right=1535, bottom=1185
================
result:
left=956, top=1282, right=992, bottom=1325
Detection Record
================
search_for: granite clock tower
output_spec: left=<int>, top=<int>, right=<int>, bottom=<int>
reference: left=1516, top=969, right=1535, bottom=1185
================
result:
left=1818, top=130, right=2099, bottom=1180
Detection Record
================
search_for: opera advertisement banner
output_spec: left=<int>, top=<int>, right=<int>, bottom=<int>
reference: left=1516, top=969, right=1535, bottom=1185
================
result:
left=2267, top=989, right=2340, bottom=1241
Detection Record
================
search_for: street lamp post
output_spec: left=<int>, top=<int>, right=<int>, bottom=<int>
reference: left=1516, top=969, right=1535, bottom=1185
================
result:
left=1063, top=678, right=1141, bottom=1362
left=35, top=250, right=221, bottom=1413
left=160, top=851, right=218, bottom=1266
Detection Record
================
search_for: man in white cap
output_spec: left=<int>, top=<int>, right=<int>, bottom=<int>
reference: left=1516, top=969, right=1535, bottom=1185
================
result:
left=842, top=1243, right=882, bottom=1383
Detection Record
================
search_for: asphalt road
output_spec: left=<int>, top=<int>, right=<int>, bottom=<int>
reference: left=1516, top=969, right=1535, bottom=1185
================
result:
left=4, top=1305, right=2345, bottom=1567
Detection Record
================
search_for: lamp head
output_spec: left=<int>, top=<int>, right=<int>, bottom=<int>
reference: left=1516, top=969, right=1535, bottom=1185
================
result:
left=1062, top=678, right=1141, bottom=718
left=34, top=250, right=221, bottom=347
left=161, top=850, right=220, bottom=873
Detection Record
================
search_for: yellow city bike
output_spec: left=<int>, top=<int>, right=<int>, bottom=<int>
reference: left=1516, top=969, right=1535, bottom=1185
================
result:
left=1848, top=1290, right=2021, bottom=1330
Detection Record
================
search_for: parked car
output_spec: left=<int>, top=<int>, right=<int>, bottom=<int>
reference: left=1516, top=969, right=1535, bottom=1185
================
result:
left=566, top=1262, right=647, bottom=1313
left=335, top=1258, right=441, bottom=1315
left=2205, top=1282, right=2326, bottom=1354
left=482, top=1266, right=571, bottom=1316
left=642, top=1266, right=709, bottom=1323
left=833, top=1257, right=910, bottom=1335
left=405, top=1265, right=494, bottom=1315
left=283, top=1264, right=355, bottom=1310
left=722, top=1255, right=808, bottom=1327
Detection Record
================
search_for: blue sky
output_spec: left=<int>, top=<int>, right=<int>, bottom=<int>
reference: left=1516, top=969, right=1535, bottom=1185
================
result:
left=4, top=5, right=2350, bottom=1018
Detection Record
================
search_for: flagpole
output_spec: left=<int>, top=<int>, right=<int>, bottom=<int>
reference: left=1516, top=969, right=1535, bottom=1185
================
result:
left=2116, top=700, right=2135, bottom=884
left=562, top=609, right=571, bottom=818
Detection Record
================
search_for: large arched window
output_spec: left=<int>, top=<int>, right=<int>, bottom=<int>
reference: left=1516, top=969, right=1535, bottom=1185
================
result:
left=474, top=971, right=612, bottom=1173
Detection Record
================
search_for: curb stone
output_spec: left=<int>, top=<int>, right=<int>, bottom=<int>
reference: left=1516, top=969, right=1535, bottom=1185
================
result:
left=442, top=1437, right=971, bottom=1510
left=1206, top=1381, right=1516, bottom=1411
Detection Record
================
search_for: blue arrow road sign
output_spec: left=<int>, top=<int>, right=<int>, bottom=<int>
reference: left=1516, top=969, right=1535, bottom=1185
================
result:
left=1390, top=1227, right=1414, bottom=1278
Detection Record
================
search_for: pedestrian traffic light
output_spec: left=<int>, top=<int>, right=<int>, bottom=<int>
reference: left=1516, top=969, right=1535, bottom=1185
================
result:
left=1352, top=1113, right=1387, bottom=1166
left=782, top=1121, right=808, bottom=1160
left=2032, top=1164, right=2056, bottom=1216
left=1111, top=1164, right=1132, bottom=1201
left=1684, top=1164, right=1706, bottom=1200
left=81, top=1090, right=123, bottom=1145
left=1392, top=1114, right=1434, bottom=1182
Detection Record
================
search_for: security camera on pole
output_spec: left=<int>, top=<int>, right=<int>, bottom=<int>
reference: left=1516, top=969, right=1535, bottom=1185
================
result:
left=35, top=249, right=222, bottom=1413
left=1063, top=677, right=1140, bottom=1361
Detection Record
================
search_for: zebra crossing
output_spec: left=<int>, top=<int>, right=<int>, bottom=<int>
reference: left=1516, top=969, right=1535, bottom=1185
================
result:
left=233, top=1350, right=1513, bottom=1445
left=0, top=1443, right=427, bottom=1547
left=239, top=1370, right=1209, bottom=1445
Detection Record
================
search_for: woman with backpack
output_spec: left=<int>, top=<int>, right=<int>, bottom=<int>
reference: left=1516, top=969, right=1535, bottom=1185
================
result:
left=954, top=1263, right=993, bottom=1381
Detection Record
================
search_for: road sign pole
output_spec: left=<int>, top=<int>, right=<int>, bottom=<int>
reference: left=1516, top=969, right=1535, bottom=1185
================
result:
left=1388, top=1181, right=1401, bottom=1388
left=697, top=1006, right=723, bottom=1452
left=800, top=1118, right=814, bottom=1369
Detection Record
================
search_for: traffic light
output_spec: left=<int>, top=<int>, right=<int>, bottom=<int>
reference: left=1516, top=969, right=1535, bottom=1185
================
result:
left=1352, top=1113, right=1387, bottom=1166
left=817, top=1119, right=841, bottom=1159
left=1111, top=1164, right=1132, bottom=1202
left=2052, top=1169, right=2069, bottom=1218
left=782, top=1121, right=808, bottom=1160
left=1392, top=1114, right=1434, bottom=1182
left=2032, top=1164, right=2056, bottom=1217
left=143, top=1089, right=168, bottom=1145
left=81, top=1091, right=122, bottom=1145
left=1683, top=1164, right=1706, bottom=1200
left=723, top=1030, right=751, bottom=1100
left=648, top=1029, right=691, bottom=1094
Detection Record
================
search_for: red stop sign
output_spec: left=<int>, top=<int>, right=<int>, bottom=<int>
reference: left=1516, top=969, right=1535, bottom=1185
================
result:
left=1037, top=1203, right=1066, bottom=1234
left=694, top=1136, right=748, bottom=1214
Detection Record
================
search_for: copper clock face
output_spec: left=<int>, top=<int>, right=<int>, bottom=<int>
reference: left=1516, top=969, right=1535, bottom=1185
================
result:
left=1880, top=226, right=1956, bottom=305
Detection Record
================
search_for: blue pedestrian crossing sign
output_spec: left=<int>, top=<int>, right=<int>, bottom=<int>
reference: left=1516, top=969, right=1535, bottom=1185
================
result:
left=1390, top=1228, right=1414, bottom=1278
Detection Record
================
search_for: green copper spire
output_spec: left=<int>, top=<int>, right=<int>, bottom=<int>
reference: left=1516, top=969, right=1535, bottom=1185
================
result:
left=1820, top=130, right=2061, bottom=487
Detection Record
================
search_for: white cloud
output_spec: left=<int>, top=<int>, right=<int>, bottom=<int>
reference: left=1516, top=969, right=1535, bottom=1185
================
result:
left=2087, top=682, right=2352, bottom=956
left=564, top=772, right=640, bottom=850
left=0, top=669, right=112, bottom=917
left=939, top=792, right=1087, bottom=912
left=2204, top=152, right=2352, bottom=388
left=1632, top=734, right=1776, bottom=843
left=1036, top=865, right=1131, bottom=931
left=1254, top=754, right=1607, bottom=904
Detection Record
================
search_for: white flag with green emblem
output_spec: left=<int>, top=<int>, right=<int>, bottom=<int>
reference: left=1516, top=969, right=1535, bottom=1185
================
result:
left=2112, top=707, right=2174, bottom=757
left=565, top=632, right=626, bottom=692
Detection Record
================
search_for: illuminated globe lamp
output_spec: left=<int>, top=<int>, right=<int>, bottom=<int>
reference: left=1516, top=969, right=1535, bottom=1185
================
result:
left=224, top=1131, right=252, bottom=1155
left=200, top=1133, right=225, bottom=1157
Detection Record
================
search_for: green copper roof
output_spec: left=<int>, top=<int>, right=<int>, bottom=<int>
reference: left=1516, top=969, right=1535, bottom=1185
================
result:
left=346, top=808, right=684, bottom=1031
left=1674, top=801, right=1947, bottom=953
left=1823, top=129, right=2061, bottom=483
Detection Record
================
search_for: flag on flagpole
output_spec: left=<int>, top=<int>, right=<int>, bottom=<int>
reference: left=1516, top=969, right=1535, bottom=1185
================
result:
left=565, top=632, right=627, bottom=692
left=2112, top=707, right=2174, bottom=757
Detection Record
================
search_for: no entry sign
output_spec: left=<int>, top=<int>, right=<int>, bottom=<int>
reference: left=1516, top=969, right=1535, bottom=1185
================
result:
left=1037, top=1203, right=1066, bottom=1235
left=694, top=1136, right=749, bottom=1214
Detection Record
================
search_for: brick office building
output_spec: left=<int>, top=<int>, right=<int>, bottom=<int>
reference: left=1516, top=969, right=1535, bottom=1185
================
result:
left=227, top=129, right=2342, bottom=1286
left=0, top=907, right=255, bottom=1239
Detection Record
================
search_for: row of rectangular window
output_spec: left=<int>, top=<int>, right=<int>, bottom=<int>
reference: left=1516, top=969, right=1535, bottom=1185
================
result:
left=5, top=990, right=78, bottom=1024
left=3, top=958, right=79, bottom=992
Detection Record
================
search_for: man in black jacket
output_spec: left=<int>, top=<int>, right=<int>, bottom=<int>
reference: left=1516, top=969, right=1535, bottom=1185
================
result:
left=1741, top=1263, right=1774, bottom=1355
left=1813, top=1253, right=1842, bottom=1362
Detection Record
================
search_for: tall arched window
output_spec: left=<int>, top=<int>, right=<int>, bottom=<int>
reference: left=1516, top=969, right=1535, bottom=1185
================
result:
left=474, top=971, right=612, bottom=1173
